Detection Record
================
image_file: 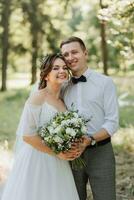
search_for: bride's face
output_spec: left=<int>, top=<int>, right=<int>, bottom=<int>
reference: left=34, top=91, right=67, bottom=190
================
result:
left=46, top=58, right=69, bottom=85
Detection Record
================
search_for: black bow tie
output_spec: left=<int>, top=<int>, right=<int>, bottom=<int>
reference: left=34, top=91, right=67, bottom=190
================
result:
left=71, top=75, right=87, bottom=84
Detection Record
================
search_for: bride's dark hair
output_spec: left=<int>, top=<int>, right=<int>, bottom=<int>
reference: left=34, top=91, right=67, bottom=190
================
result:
left=39, top=53, right=68, bottom=90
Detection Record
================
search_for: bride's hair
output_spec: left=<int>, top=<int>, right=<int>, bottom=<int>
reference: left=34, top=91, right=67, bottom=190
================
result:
left=39, top=53, right=68, bottom=90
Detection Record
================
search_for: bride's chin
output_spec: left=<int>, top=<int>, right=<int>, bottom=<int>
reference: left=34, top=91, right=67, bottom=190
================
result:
left=58, top=78, right=68, bottom=83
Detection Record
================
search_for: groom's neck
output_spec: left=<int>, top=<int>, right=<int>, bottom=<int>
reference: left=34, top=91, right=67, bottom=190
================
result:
left=72, top=66, right=88, bottom=77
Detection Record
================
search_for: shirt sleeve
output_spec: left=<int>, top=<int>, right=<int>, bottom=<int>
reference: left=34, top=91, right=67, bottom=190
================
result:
left=16, top=102, right=41, bottom=136
left=101, top=78, right=119, bottom=136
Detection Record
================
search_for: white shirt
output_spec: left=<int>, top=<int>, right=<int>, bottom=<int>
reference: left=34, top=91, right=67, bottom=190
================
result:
left=61, top=69, right=119, bottom=136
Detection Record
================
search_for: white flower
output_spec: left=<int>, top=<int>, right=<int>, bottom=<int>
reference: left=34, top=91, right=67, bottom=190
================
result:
left=61, top=119, right=71, bottom=126
left=78, top=118, right=83, bottom=123
left=81, top=126, right=87, bottom=134
left=38, top=109, right=88, bottom=156
left=61, top=120, right=68, bottom=126
left=64, top=111, right=70, bottom=116
left=44, top=136, right=50, bottom=142
left=71, top=118, right=79, bottom=124
left=47, top=126, right=54, bottom=134
left=73, top=112, right=79, bottom=118
left=52, top=121, right=57, bottom=128
left=53, top=136, right=63, bottom=144
left=66, top=128, right=76, bottom=137
left=54, top=126, right=62, bottom=133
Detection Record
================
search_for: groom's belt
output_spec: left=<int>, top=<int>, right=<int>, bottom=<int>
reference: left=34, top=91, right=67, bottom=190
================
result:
left=87, top=137, right=111, bottom=149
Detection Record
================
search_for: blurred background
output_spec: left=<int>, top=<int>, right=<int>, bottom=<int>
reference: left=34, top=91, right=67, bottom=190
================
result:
left=0, top=0, right=134, bottom=199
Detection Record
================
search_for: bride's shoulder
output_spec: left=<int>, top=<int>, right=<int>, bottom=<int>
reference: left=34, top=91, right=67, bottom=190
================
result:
left=27, top=89, right=46, bottom=106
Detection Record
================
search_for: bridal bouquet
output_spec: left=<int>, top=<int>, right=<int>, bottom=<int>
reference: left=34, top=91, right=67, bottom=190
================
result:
left=38, top=109, right=89, bottom=169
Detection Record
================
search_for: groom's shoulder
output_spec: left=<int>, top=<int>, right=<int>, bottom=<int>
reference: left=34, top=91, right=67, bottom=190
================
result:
left=91, top=70, right=112, bottom=84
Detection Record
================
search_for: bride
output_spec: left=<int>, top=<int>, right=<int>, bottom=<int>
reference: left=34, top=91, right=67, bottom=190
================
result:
left=2, top=54, right=80, bottom=200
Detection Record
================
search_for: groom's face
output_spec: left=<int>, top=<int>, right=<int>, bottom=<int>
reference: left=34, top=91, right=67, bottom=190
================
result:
left=61, top=42, right=87, bottom=74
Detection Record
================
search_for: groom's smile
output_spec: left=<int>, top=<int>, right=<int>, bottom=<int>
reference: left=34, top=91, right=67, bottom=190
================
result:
left=61, top=41, right=88, bottom=76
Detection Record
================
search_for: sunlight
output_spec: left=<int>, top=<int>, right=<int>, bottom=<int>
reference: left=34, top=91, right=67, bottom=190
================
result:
left=7, top=73, right=31, bottom=89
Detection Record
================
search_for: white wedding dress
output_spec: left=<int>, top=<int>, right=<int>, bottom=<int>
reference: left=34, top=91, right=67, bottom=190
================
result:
left=2, top=101, right=79, bottom=200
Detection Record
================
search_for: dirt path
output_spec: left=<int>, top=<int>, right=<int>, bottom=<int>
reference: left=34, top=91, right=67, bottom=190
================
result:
left=0, top=149, right=134, bottom=200
left=0, top=184, right=5, bottom=200
left=0, top=148, right=13, bottom=200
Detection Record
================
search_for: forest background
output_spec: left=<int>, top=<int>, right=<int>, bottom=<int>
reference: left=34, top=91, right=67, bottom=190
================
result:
left=0, top=0, right=134, bottom=199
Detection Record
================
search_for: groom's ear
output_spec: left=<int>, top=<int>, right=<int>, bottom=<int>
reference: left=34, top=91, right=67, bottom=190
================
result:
left=84, top=50, right=88, bottom=59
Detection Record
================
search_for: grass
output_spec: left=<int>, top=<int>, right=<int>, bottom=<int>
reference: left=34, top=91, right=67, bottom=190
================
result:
left=119, top=106, right=134, bottom=127
left=0, top=73, right=134, bottom=150
left=0, top=88, right=30, bottom=148
left=0, top=73, right=134, bottom=199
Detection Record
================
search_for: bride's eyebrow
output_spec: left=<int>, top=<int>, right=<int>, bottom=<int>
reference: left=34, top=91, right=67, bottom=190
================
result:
left=53, top=64, right=67, bottom=68
left=52, top=65, right=60, bottom=68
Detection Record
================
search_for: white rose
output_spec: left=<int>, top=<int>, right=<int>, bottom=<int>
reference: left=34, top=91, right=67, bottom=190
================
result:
left=73, top=112, right=79, bottom=118
left=47, top=126, right=54, bottom=134
left=55, top=126, right=62, bottom=133
left=66, top=128, right=76, bottom=137
left=54, top=136, right=63, bottom=144
left=78, top=118, right=82, bottom=123
left=81, top=126, right=87, bottom=134
left=71, top=118, right=79, bottom=125
left=65, top=111, right=69, bottom=116
left=52, top=121, right=57, bottom=128
left=61, top=120, right=68, bottom=126
left=66, top=119, right=71, bottom=124
left=44, top=136, right=50, bottom=142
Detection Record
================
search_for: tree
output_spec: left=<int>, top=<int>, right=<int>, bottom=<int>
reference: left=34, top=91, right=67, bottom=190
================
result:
left=98, top=0, right=134, bottom=73
left=99, top=0, right=108, bottom=75
left=21, top=0, right=44, bottom=84
left=21, top=0, right=66, bottom=84
left=0, top=0, right=12, bottom=91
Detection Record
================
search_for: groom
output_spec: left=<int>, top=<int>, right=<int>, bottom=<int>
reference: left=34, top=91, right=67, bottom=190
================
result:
left=60, top=36, right=119, bottom=200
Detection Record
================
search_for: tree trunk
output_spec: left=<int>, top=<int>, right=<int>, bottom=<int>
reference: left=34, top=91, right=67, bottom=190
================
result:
left=31, top=32, right=38, bottom=84
left=100, top=21, right=108, bottom=75
left=1, top=0, right=11, bottom=91
left=100, top=0, right=108, bottom=75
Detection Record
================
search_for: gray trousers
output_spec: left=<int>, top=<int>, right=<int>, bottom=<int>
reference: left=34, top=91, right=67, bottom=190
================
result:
left=72, top=142, right=116, bottom=200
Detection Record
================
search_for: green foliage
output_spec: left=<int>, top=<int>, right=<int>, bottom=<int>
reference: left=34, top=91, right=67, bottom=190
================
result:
left=0, top=74, right=134, bottom=149
left=98, top=0, right=134, bottom=72
left=0, top=0, right=134, bottom=80
left=119, top=106, right=134, bottom=127
left=0, top=88, right=29, bottom=147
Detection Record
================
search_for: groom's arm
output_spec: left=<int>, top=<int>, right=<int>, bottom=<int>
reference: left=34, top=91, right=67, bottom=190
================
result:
left=76, top=78, right=119, bottom=156
left=79, top=128, right=110, bottom=149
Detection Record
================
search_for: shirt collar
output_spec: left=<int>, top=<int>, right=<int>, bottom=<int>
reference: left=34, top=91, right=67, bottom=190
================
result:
left=69, top=68, right=92, bottom=84
left=83, top=68, right=92, bottom=79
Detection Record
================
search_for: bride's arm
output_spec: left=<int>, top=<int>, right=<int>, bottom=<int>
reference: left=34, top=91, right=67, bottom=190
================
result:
left=23, top=135, right=55, bottom=156
left=23, top=135, right=78, bottom=160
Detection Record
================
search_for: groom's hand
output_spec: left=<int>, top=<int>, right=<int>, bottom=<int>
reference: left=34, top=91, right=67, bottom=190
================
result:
left=64, top=139, right=84, bottom=159
left=57, top=136, right=91, bottom=160
left=57, top=141, right=82, bottom=160
left=74, top=135, right=91, bottom=157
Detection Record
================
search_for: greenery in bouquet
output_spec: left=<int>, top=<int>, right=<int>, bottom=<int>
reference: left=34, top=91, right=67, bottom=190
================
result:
left=38, top=108, right=89, bottom=169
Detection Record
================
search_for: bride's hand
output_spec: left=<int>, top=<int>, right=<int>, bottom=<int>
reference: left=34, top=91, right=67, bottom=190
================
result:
left=68, top=136, right=90, bottom=157
left=57, top=150, right=79, bottom=161
left=56, top=138, right=87, bottom=160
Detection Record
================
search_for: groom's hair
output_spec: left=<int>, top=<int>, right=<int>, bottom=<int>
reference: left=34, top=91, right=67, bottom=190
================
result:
left=60, top=36, right=86, bottom=51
